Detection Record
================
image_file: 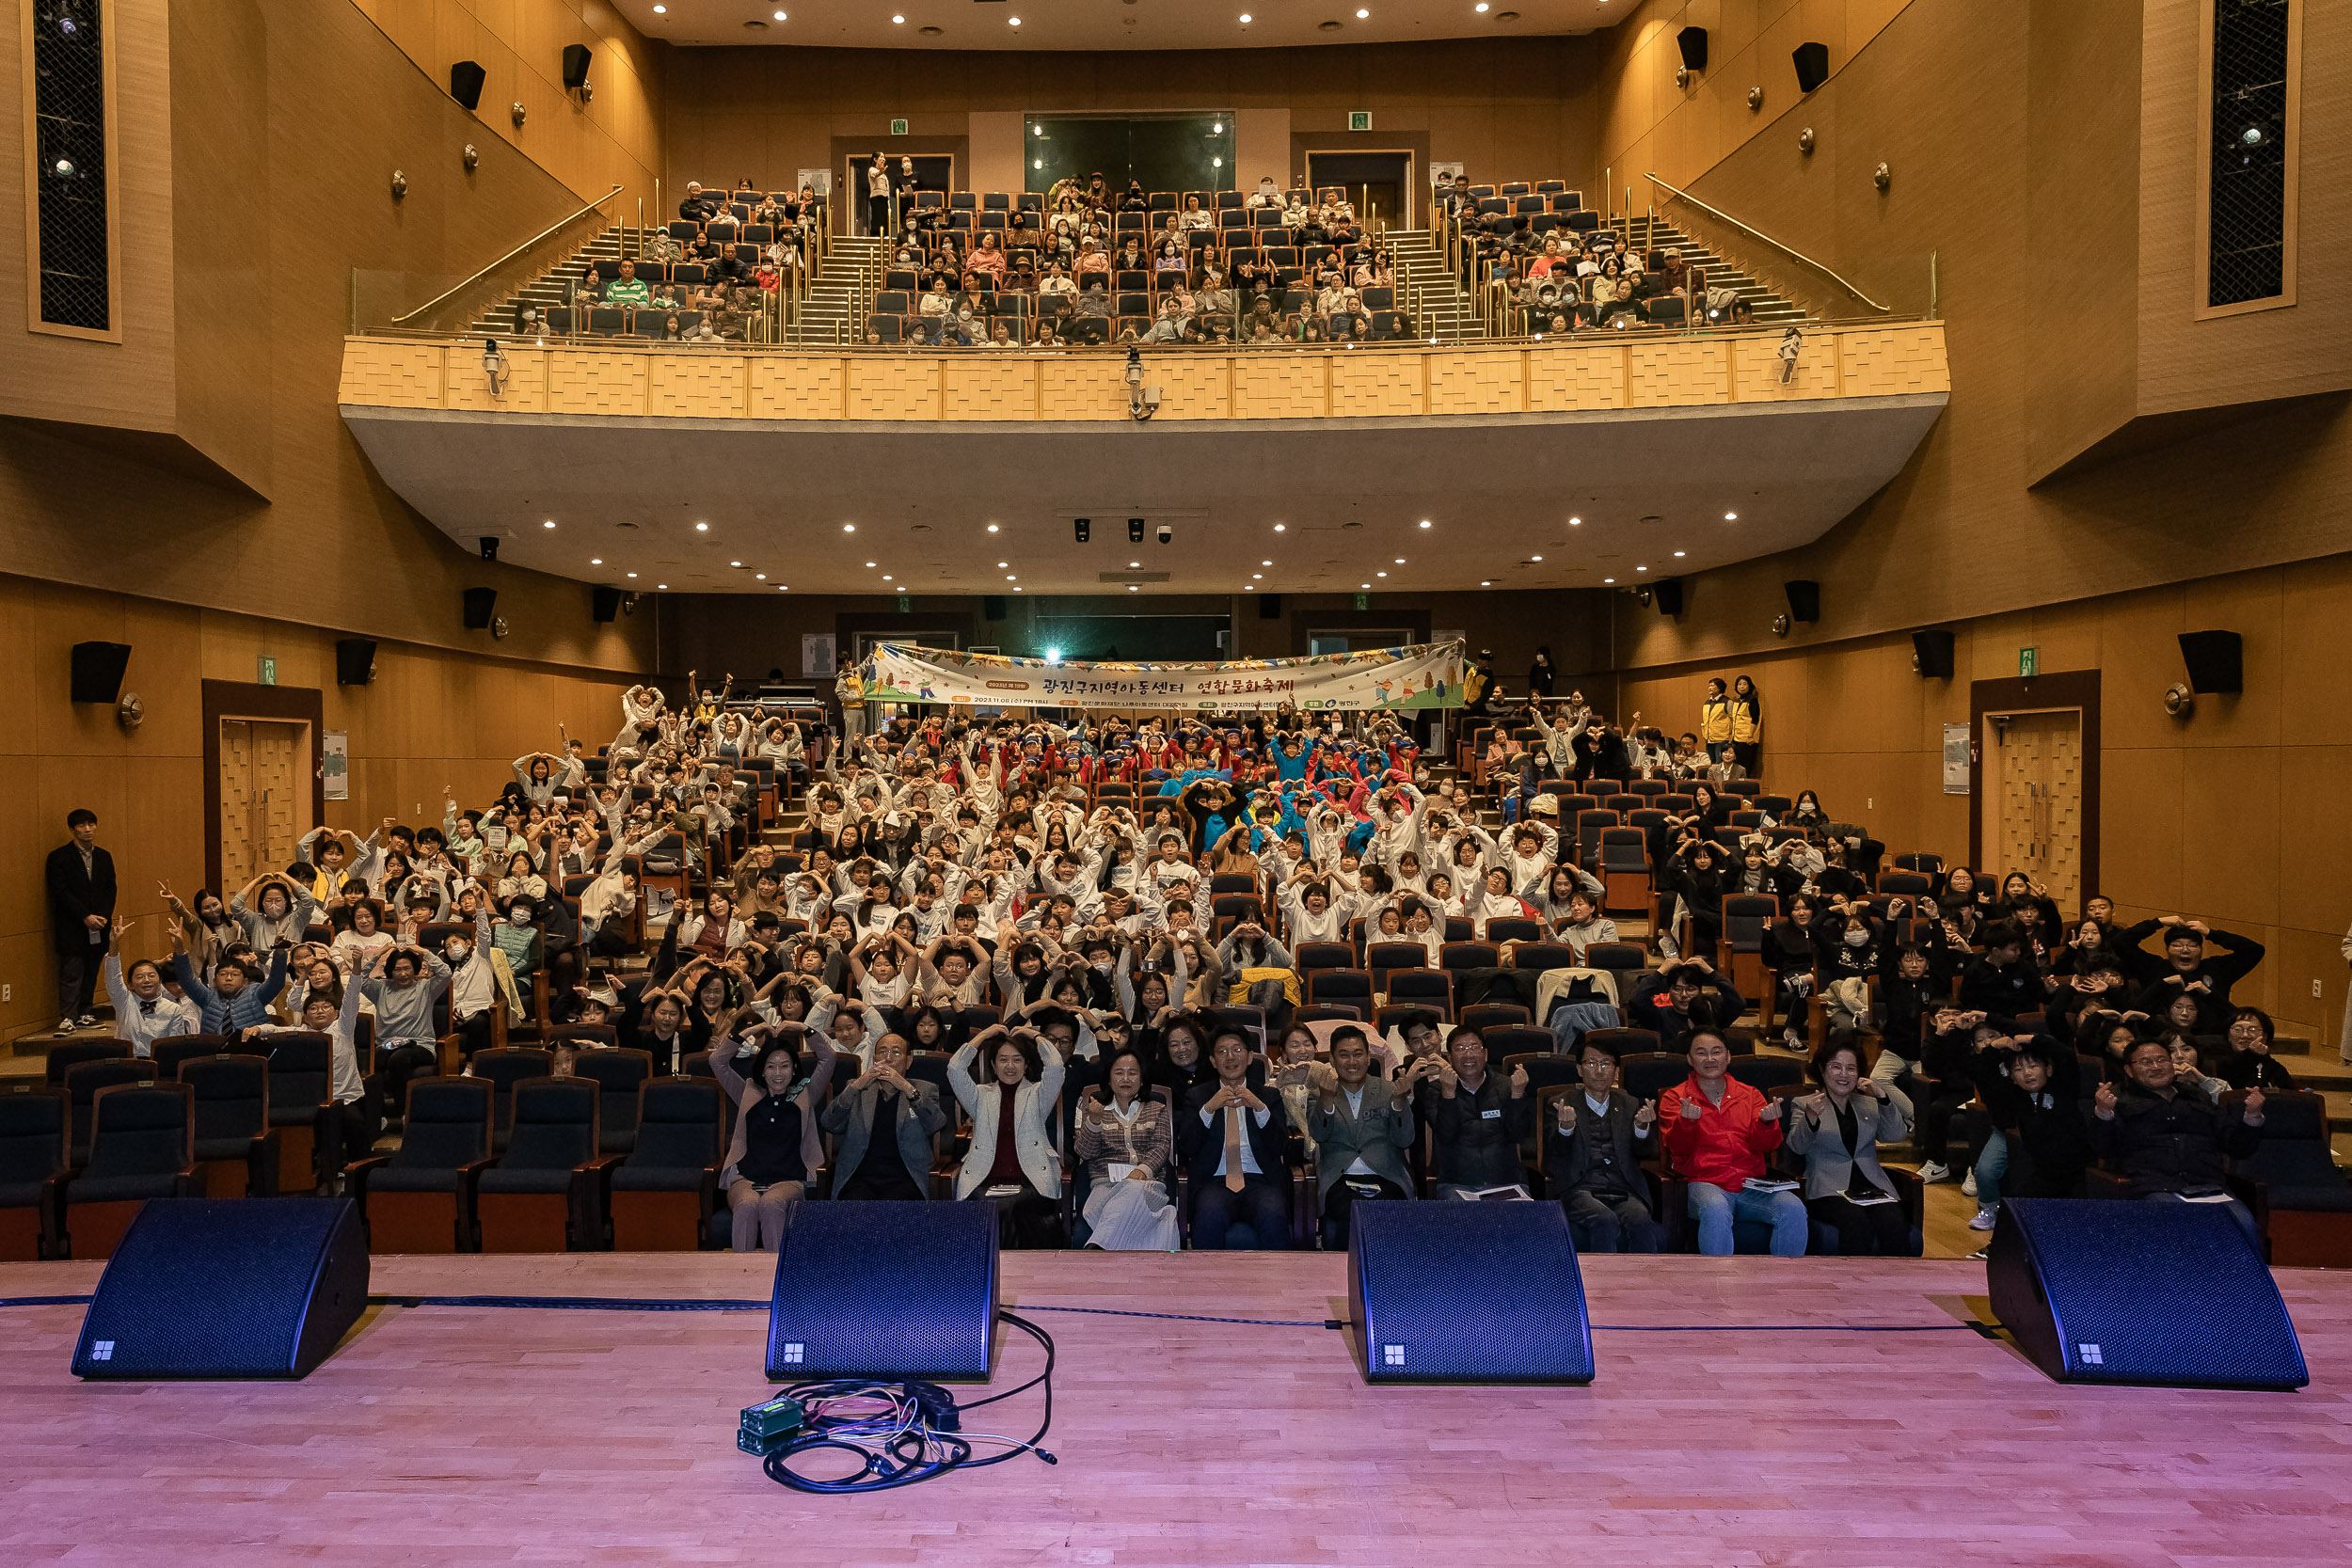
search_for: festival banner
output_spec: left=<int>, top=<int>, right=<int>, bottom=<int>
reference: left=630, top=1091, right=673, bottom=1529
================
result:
left=856, top=641, right=1466, bottom=712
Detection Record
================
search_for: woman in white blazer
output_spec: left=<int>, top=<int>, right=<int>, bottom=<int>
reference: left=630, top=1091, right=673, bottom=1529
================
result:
left=948, top=1024, right=1067, bottom=1248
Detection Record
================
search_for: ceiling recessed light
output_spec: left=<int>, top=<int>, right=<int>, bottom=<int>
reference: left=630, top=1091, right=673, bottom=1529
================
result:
left=1636, top=565, right=1648, bottom=572
left=657, top=583, right=667, bottom=590
left=1476, top=1, right=1488, bottom=9
left=891, top=13, right=904, bottom=22
left=1357, top=6, right=1370, bottom=15
left=1360, top=582, right=1371, bottom=589
left=842, top=523, right=855, bottom=532
left=1724, top=511, right=1739, bottom=520
left=590, top=557, right=603, bottom=565
left=1480, top=579, right=1492, bottom=586
left=777, top=584, right=788, bottom=591
left=1127, top=584, right=1137, bottom=592
left=1239, top=11, right=1251, bottom=21
left=774, top=10, right=786, bottom=20
left=1008, top=15, right=1021, bottom=24
left=1376, top=571, right=1388, bottom=578
left=693, top=521, right=708, bottom=531
left=882, top=575, right=893, bottom=581
left=986, top=522, right=1001, bottom=532
left=1245, top=585, right=1255, bottom=592
left=1006, top=575, right=1017, bottom=580
left=1261, top=559, right=1272, bottom=565
left=1531, top=554, right=1543, bottom=562
left=1252, top=574, right=1262, bottom=579
left=1568, top=515, right=1581, bottom=525
left=1674, top=550, right=1686, bottom=558
left=627, top=572, right=637, bottom=578
left=997, top=561, right=1009, bottom=568
left=651, top=4, right=664, bottom=11
left=865, top=562, right=877, bottom=568
left=1603, top=577, right=1614, bottom=583
left=1419, top=519, right=1432, bottom=529
left=542, top=519, right=556, bottom=529
left=1130, top=561, right=1141, bottom=567
left=1393, top=557, right=1406, bottom=563
left=755, top=573, right=766, bottom=579
left=1015, top=586, right=1024, bottom=592
left=1273, top=522, right=1286, bottom=531
left=729, top=560, right=742, bottom=567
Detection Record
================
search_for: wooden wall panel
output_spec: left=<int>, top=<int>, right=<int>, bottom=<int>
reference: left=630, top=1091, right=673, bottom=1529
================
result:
left=749, top=356, right=845, bottom=420
left=0, top=573, right=641, bottom=1048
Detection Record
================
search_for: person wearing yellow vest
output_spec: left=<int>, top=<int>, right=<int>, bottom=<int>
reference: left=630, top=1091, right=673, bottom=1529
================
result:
left=1728, top=675, right=1762, bottom=775
left=1698, top=678, right=1733, bottom=762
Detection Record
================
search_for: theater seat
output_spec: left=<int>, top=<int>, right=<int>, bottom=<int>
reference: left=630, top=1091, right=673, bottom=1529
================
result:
left=477, top=1079, right=615, bottom=1253
left=2226, top=1090, right=2352, bottom=1267
left=611, top=1078, right=726, bottom=1251
left=348, top=1077, right=493, bottom=1254
left=64, top=1082, right=197, bottom=1260
left=0, top=1087, right=69, bottom=1261
left=181, top=1054, right=278, bottom=1198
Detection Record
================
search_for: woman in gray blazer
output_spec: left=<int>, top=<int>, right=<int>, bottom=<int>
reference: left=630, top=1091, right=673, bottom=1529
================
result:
left=1785, top=1034, right=1919, bottom=1256
left=1305, top=1026, right=1416, bottom=1247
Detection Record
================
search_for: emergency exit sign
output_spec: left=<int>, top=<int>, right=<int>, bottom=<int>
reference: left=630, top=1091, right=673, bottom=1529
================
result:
left=1349, top=111, right=1373, bottom=132
left=891, top=119, right=909, bottom=136
left=898, top=594, right=913, bottom=613
left=257, top=657, right=277, bottom=686
left=2019, top=646, right=2038, bottom=677
left=1354, top=592, right=1371, bottom=610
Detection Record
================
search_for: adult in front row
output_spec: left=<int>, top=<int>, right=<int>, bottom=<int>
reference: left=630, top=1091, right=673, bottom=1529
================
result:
left=818, top=1032, right=946, bottom=1200
left=1305, top=1025, right=1415, bottom=1248
left=1659, top=1029, right=1805, bottom=1256
left=2091, top=1036, right=2266, bottom=1245
left=1073, top=1046, right=1180, bottom=1250
left=1176, top=1029, right=1294, bottom=1249
left=1784, top=1034, right=1918, bottom=1256
left=1543, top=1037, right=1662, bottom=1252
left=710, top=1020, right=836, bottom=1252
left=948, top=1023, right=1067, bottom=1248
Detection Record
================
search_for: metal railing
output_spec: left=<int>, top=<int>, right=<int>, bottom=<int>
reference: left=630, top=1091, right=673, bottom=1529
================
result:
left=391, top=183, right=623, bottom=327
left=1644, top=172, right=1890, bottom=313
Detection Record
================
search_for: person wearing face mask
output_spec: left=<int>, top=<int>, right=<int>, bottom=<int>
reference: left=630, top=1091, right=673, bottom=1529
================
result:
left=440, top=908, right=520, bottom=1060
left=101, top=918, right=199, bottom=1056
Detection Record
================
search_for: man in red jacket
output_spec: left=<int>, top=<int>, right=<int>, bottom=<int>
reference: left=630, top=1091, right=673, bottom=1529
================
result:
left=1660, top=1029, right=1806, bottom=1256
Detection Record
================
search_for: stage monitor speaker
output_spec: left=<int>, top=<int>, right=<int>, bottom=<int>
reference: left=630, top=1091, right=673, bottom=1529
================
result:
left=1792, top=40, right=1831, bottom=92
left=1911, top=628, right=1955, bottom=679
left=2177, top=629, right=2242, bottom=693
left=592, top=586, right=623, bottom=624
left=1784, top=579, right=1820, bottom=624
left=767, top=1202, right=997, bottom=1381
left=1348, top=1201, right=1593, bottom=1385
left=561, top=43, right=593, bottom=90
left=1258, top=593, right=1283, bottom=620
left=1654, top=578, right=1684, bottom=616
left=334, top=638, right=377, bottom=686
left=1986, top=1197, right=2306, bottom=1390
left=462, top=587, right=498, bottom=629
left=69, top=641, right=132, bottom=705
left=72, top=1197, right=369, bottom=1380
left=449, top=59, right=486, bottom=111
left=1677, top=25, right=1708, bottom=71
left=983, top=594, right=1008, bottom=622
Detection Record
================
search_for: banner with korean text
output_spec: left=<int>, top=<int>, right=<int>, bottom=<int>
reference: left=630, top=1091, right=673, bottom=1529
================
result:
left=856, top=641, right=1466, bottom=712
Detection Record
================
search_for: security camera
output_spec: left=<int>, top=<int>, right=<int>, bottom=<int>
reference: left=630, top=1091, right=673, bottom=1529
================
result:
left=479, top=536, right=501, bottom=562
left=1156, top=523, right=1173, bottom=545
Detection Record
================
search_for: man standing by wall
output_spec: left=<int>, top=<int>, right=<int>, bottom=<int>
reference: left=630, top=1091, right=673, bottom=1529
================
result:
left=46, top=808, right=117, bottom=1035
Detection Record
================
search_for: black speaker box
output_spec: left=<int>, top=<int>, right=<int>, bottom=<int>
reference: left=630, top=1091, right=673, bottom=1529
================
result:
left=1258, top=593, right=1283, bottom=620
left=1677, top=25, right=1708, bottom=71
left=333, top=638, right=377, bottom=686
left=1792, top=40, right=1830, bottom=92
left=982, top=594, right=1008, bottom=621
left=1987, top=1198, right=2305, bottom=1389
left=73, top=1197, right=369, bottom=1380
left=592, top=585, right=623, bottom=624
left=562, top=43, right=593, bottom=90
left=1654, top=578, right=1684, bottom=616
left=449, top=59, right=486, bottom=111
left=1348, top=1201, right=1593, bottom=1385
left=1912, top=628, right=1955, bottom=679
left=69, top=641, right=132, bottom=705
left=767, top=1202, right=997, bottom=1381
left=2177, top=629, right=2242, bottom=693
left=1784, top=579, right=1820, bottom=623
left=463, top=587, right=498, bottom=629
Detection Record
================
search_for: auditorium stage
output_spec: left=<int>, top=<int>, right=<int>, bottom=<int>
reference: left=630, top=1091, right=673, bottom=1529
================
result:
left=1, top=1251, right=2344, bottom=1567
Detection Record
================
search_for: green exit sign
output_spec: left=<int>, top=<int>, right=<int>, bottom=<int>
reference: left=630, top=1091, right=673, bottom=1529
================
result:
left=1349, top=111, right=1373, bottom=132
left=2019, top=646, right=2038, bottom=677
left=257, top=656, right=277, bottom=687
left=897, top=594, right=912, bottom=613
left=1354, top=592, right=1371, bottom=610
left=890, top=119, right=909, bottom=136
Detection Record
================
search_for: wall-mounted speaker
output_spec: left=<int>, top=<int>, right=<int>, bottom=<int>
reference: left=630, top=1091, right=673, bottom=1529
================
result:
left=2176, top=630, right=2242, bottom=694
left=1677, top=25, right=1709, bottom=71
left=70, top=641, right=132, bottom=705
left=1258, top=593, right=1283, bottom=620
left=462, top=588, right=498, bottom=630
left=1911, top=628, right=1955, bottom=679
left=1654, top=578, right=1684, bottom=617
left=334, top=639, right=377, bottom=687
left=1784, top=579, right=1820, bottom=624
left=449, top=60, right=486, bottom=112
left=591, top=586, right=622, bottom=624
left=562, top=43, right=593, bottom=91
left=982, top=594, right=1008, bottom=622
left=1792, top=40, right=1831, bottom=92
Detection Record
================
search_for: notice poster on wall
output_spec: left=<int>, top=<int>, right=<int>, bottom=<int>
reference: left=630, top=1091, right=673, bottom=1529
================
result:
left=802, top=633, right=836, bottom=677
left=323, top=731, right=350, bottom=801
left=1942, top=722, right=1971, bottom=794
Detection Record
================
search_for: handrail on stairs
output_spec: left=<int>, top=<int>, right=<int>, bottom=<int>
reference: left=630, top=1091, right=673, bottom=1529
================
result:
left=1643, top=172, right=1890, bottom=313
left=394, top=183, right=623, bottom=325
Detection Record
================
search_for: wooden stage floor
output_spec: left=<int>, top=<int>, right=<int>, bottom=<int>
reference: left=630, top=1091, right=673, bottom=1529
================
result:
left=1, top=1250, right=2346, bottom=1567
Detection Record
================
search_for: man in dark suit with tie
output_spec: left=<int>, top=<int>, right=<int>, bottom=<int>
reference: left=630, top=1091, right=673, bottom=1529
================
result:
left=1543, top=1037, right=1664, bottom=1252
left=45, top=809, right=116, bottom=1034
left=1176, top=1028, right=1293, bottom=1249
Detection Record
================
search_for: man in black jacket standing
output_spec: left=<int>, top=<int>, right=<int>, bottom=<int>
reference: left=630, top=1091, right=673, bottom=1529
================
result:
left=46, top=808, right=116, bottom=1034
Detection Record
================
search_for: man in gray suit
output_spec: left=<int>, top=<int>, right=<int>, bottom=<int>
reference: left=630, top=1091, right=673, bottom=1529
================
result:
left=819, top=1032, right=947, bottom=1199
left=1542, top=1037, right=1664, bottom=1252
left=1305, top=1027, right=1415, bottom=1248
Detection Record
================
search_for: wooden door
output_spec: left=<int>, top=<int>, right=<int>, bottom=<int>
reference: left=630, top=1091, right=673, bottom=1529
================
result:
left=1985, top=709, right=2083, bottom=912
left=219, top=720, right=311, bottom=889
